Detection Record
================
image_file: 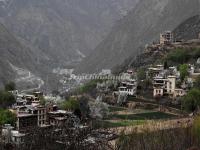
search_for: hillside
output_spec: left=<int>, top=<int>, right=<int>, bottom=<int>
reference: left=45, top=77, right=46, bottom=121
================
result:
left=0, top=23, right=46, bottom=87
left=174, top=15, right=200, bottom=41
left=76, top=0, right=200, bottom=73
left=0, top=0, right=138, bottom=67
left=112, top=15, right=200, bottom=73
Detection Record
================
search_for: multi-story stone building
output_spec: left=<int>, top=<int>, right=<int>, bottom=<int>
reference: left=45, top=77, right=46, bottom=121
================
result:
left=26, top=105, right=47, bottom=127
left=160, top=31, right=174, bottom=45
left=118, top=79, right=137, bottom=96
left=16, top=113, right=38, bottom=133
left=147, top=65, right=164, bottom=79
left=153, top=75, right=186, bottom=99
left=47, top=110, right=74, bottom=127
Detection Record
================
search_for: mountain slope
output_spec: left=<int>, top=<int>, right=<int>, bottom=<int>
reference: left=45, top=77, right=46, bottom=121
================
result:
left=0, top=0, right=138, bottom=66
left=113, top=15, right=200, bottom=74
left=174, top=15, right=200, bottom=41
left=0, top=23, right=44, bottom=87
left=76, top=0, right=200, bottom=73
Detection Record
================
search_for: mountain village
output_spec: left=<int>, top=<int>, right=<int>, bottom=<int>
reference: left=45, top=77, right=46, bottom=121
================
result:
left=1, top=30, right=200, bottom=149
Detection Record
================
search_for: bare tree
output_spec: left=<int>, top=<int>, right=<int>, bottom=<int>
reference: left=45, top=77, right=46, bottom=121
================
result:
left=18, top=125, right=114, bottom=150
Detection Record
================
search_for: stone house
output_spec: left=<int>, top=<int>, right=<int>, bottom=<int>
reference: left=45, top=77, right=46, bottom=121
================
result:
left=153, top=75, right=186, bottom=99
left=160, top=31, right=174, bottom=45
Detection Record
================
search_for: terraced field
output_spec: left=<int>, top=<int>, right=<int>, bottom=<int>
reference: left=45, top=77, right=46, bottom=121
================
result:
left=93, top=106, right=177, bottom=128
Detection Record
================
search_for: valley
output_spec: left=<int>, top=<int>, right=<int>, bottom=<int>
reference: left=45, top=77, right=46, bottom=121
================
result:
left=1, top=1, right=200, bottom=150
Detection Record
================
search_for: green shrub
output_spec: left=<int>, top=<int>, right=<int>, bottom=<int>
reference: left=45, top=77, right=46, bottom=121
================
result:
left=179, top=64, right=189, bottom=81
left=0, top=91, right=15, bottom=109
left=194, top=75, right=200, bottom=89
left=166, top=48, right=189, bottom=64
left=60, top=97, right=80, bottom=110
left=4, top=81, right=16, bottom=91
left=77, top=80, right=100, bottom=94
left=0, top=109, right=16, bottom=126
left=182, top=89, right=200, bottom=112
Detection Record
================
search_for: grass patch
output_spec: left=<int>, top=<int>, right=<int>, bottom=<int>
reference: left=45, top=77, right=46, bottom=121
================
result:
left=93, top=120, right=145, bottom=129
left=109, top=106, right=126, bottom=112
left=107, top=112, right=176, bottom=120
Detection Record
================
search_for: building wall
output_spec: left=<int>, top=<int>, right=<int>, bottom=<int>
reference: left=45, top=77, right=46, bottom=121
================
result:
left=119, top=87, right=137, bottom=96
left=153, top=88, right=164, bottom=97
left=160, top=31, right=173, bottom=44
left=167, top=76, right=176, bottom=94
left=173, top=89, right=186, bottom=99
left=17, top=115, right=38, bottom=132
left=37, top=107, right=47, bottom=127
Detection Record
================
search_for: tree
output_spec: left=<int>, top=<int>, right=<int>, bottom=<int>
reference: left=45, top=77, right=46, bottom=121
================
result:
left=194, top=75, right=200, bottom=89
left=167, top=48, right=189, bottom=64
left=137, top=68, right=146, bottom=81
left=4, top=82, right=16, bottom=91
left=0, top=91, right=15, bottom=109
left=191, top=48, right=200, bottom=59
left=78, top=96, right=90, bottom=119
left=89, top=96, right=109, bottom=119
left=179, top=64, right=189, bottom=81
left=182, top=89, right=200, bottom=112
left=20, top=126, right=113, bottom=150
left=78, top=80, right=98, bottom=94
left=61, top=97, right=80, bottom=111
left=39, top=96, right=46, bottom=106
left=0, top=109, right=16, bottom=126
left=164, top=61, right=168, bottom=69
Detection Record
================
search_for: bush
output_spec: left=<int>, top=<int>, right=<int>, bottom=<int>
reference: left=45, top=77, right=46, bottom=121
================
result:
left=166, top=48, right=190, bottom=64
left=0, top=91, right=15, bottom=109
left=137, top=68, right=146, bottom=81
left=191, top=48, right=200, bottom=59
left=77, top=80, right=99, bottom=94
left=4, top=81, right=16, bottom=91
left=0, top=109, right=16, bottom=126
left=60, top=97, right=80, bottom=110
left=182, top=89, right=200, bottom=112
left=194, top=76, right=200, bottom=89
left=179, top=64, right=189, bottom=81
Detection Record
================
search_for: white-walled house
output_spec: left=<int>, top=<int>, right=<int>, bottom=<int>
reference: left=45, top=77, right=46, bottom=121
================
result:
left=1, top=124, right=25, bottom=145
left=153, top=87, right=164, bottom=97
left=166, top=76, right=176, bottom=95
left=118, top=79, right=137, bottom=96
left=153, top=77, right=168, bottom=97
left=147, top=65, right=164, bottom=79
left=153, top=75, right=186, bottom=99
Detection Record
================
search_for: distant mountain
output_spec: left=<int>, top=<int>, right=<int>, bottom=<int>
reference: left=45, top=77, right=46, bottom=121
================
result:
left=76, top=0, right=200, bottom=73
left=0, top=23, right=45, bottom=87
left=0, top=0, right=138, bottom=67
